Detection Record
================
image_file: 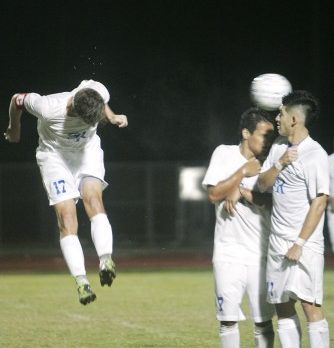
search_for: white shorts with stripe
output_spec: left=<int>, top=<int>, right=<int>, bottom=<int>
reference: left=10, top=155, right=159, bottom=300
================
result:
left=266, top=234, right=324, bottom=305
left=213, top=261, right=275, bottom=323
left=36, top=140, right=108, bottom=206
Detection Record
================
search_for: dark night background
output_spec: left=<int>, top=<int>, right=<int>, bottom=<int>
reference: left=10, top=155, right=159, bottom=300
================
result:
left=0, top=0, right=333, bottom=162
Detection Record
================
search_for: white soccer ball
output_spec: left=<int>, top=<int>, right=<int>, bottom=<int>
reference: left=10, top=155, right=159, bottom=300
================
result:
left=250, top=73, right=292, bottom=111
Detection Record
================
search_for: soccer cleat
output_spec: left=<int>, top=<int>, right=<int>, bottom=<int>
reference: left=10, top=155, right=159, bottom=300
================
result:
left=99, top=259, right=116, bottom=287
left=77, top=284, right=97, bottom=305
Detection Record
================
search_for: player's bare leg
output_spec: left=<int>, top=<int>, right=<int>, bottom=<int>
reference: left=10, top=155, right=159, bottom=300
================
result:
left=301, top=301, right=329, bottom=348
left=81, top=177, right=116, bottom=287
left=56, top=199, right=96, bottom=305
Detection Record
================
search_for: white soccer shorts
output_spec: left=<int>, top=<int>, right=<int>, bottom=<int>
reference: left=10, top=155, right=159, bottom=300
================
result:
left=36, top=144, right=108, bottom=205
left=266, top=235, right=324, bottom=305
left=213, top=261, right=275, bottom=323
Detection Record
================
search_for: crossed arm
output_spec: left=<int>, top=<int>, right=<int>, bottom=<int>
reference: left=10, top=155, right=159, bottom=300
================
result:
left=207, top=158, right=265, bottom=215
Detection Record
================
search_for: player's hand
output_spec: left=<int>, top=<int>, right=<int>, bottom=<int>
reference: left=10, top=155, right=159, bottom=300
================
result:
left=280, top=146, right=298, bottom=166
left=109, top=114, right=128, bottom=128
left=4, top=126, right=21, bottom=143
left=285, top=243, right=302, bottom=262
left=242, top=158, right=261, bottom=177
left=239, top=187, right=252, bottom=204
left=223, top=187, right=241, bottom=216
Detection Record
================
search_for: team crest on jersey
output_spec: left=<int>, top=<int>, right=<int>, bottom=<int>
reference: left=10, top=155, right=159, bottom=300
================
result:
left=273, top=177, right=285, bottom=194
left=68, top=131, right=87, bottom=142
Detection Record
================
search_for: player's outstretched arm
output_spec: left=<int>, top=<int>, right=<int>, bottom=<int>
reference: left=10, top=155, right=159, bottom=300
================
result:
left=104, top=104, right=128, bottom=128
left=4, top=94, right=23, bottom=143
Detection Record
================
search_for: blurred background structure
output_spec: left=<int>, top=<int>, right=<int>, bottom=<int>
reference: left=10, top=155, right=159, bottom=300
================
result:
left=0, top=1, right=333, bottom=254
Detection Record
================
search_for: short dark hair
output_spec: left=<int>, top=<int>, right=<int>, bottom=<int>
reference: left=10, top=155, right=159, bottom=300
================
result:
left=73, top=88, right=105, bottom=126
left=282, top=90, right=319, bottom=127
left=238, top=107, right=272, bottom=141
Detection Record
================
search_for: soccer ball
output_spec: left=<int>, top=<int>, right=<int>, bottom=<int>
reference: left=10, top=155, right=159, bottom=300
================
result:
left=250, top=73, right=292, bottom=111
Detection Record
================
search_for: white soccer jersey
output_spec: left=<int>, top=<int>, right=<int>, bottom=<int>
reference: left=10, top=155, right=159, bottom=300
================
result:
left=202, top=145, right=271, bottom=265
left=23, top=80, right=110, bottom=152
left=262, top=136, right=329, bottom=253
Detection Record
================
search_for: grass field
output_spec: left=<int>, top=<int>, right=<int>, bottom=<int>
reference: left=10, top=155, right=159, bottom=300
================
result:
left=0, top=268, right=333, bottom=347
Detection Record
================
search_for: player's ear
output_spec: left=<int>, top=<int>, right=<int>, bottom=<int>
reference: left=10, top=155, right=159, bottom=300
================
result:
left=242, top=128, right=250, bottom=140
left=291, top=115, right=298, bottom=127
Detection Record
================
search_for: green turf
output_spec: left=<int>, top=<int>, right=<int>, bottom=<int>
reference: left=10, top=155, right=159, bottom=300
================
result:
left=0, top=269, right=333, bottom=347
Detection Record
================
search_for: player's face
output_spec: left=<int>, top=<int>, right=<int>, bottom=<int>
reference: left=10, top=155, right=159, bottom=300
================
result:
left=275, top=105, right=291, bottom=136
left=248, top=121, right=274, bottom=156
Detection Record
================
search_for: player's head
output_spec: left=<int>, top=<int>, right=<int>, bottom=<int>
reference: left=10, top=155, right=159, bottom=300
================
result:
left=72, top=88, right=105, bottom=126
left=238, top=107, right=275, bottom=159
left=238, top=107, right=273, bottom=140
left=281, top=90, right=319, bottom=128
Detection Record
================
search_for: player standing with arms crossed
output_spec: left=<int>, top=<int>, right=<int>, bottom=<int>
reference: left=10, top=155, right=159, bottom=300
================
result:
left=258, top=90, right=330, bottom=347
left=4, top=80, right=128, bottom=305
left=202, top=108, right=276, bottom=348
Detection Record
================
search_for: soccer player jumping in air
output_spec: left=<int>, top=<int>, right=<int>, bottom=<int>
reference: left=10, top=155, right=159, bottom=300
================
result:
left=4, top=80, right=128, bottom=305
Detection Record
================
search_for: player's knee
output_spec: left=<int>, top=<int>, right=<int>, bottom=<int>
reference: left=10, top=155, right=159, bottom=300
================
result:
left=57, top=211, right=78, bottom=235
left=83, top=193, right=104, bottom=212
left=300, top=301, right=324, bottom=322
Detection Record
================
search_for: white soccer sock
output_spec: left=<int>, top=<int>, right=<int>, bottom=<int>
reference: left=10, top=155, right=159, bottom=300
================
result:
left=91, top=213, right=113, bottom=258
left=60, top=234, right=86, bottom=277
left=307, top=319, right=330, bottom=348
left=277, top=315, right=301, bottom=348
left=219, top=323, right=240, bottom=348
left=254, top=321, right=274, bottom=348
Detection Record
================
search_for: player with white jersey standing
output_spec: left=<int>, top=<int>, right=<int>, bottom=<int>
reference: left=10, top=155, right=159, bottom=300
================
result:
left=4, top=80, right=128, bottom=305
left=202, top=107, right=276, bottom=348
left=258, top=90, right=330, bottom=347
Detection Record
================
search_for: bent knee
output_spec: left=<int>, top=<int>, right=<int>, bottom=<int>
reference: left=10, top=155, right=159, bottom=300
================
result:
left=301, top=301, right=324, bottom=321
left=83, top=193, right=102, bottom=208
left=55, top=209, right=78, bottom=235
